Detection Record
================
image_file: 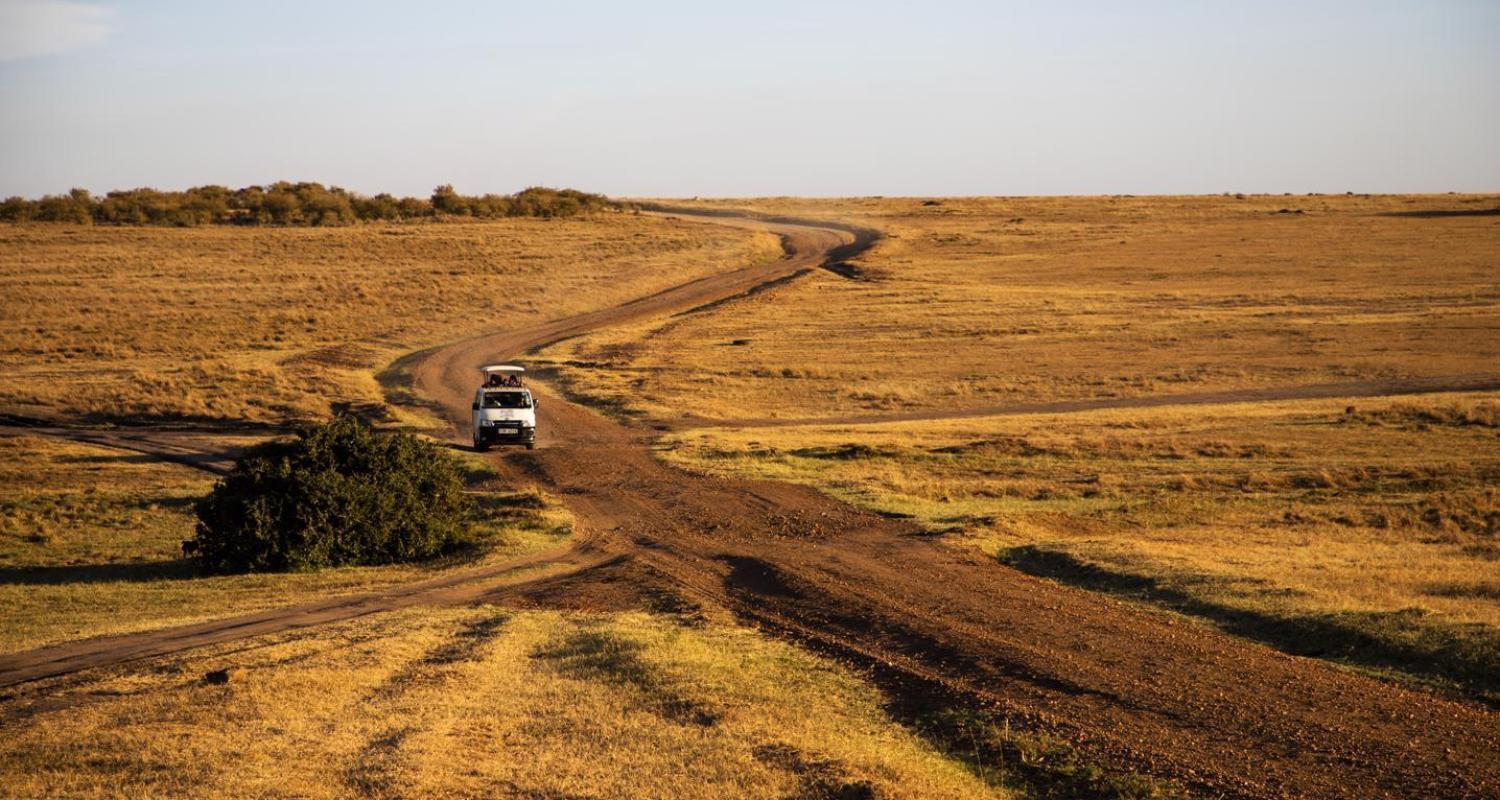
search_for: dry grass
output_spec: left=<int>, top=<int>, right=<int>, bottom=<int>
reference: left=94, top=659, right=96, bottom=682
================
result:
left=0, top=212, right=781, bottom=648
left=0, top=216, right=781, bottom=424
left=0, top=435, right=214, bottom=567
left=0, top=434, right=574, bottom=653
left=2, top=195, right=1495, bottom=791
left=546, top=194, right=1499, bottom=421
left=0, top=606, right=1004, bottom=799
left=659, top=393, right=1500, bottom=698
left=536, top=195, right=1500, bottom=697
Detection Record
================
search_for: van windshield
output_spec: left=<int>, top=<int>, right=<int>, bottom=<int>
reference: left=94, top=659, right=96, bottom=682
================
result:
left=482, top=391, right=530, bottom=409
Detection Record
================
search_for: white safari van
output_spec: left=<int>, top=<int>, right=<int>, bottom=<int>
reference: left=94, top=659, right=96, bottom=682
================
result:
left=472, top=365, right=538, bottom=451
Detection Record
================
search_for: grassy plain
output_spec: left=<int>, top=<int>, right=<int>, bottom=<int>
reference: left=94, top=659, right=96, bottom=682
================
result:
left=1, top=196, right=1494, bottom=792
left=0, top=211, right=781, bottom=647
left=0, top=213, right=1023, bottom=796
left=661, top=394, right=1500, bottom=698
left=0, top=215, right=781, bottom=424
left=544, top=195, right=1500, bottom=698
left=0, top=606, right=1003, bottom=800
left=549, top=194, right=1498, bottom=421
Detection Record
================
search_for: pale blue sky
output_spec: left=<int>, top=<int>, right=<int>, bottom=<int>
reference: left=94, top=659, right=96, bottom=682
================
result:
left=1, top=0, right=1496, bottom=197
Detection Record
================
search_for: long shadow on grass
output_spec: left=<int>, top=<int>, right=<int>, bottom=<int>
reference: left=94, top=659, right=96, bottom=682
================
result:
left=0, top=537, right=507, bottom=587
left=1001, top=545, right=1500, bottom=705
left=375, top=346, right=449, bottom=425
left=531, top=628, right=721, bottom=727
left=57, top=452, right=225, bottom=470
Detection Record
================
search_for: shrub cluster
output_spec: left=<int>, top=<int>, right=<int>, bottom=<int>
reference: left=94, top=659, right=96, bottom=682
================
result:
left=187, top=416, right=470, bottom=573
left=0, top=183, right=616, bottom=226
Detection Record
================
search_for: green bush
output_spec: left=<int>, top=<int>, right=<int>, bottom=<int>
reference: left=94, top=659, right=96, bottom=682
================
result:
left=187, top=416, right=470, bottom=573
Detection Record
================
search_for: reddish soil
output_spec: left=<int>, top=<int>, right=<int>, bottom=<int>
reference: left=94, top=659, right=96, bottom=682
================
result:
left=2, top=212, right=1496, bottom=799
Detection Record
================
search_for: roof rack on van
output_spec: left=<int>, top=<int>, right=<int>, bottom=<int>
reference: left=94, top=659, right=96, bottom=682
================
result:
left=481, top=365, right=524, bottom=375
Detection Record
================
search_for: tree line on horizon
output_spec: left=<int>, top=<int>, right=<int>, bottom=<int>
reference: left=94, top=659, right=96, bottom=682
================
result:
left=0, top=183, right=618, bottom=226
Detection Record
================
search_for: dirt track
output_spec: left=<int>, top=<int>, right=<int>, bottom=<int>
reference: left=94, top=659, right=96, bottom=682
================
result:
left=0, top=420, right=256, bottom=475
left=681, top=373, right=1500, bottom=430
left=2, top=212, right=1498, bottom=799
left=418, top=212, right=1500, bottom=799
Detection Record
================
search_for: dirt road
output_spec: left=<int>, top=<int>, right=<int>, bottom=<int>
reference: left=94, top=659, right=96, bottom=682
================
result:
left=681, top=373, right=1500, bottom=430
left=411, top=213, right=1500, bottom=800
left=2, top=211, right=1497, bottom=799
left=0, top=420, right=254, bottom=475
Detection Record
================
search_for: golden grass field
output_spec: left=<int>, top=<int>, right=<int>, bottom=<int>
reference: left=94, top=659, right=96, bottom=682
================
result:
left=0, top=214, right=1023, bottom=797
left=542, top=194, right=1500, bottom=698
left=1, top=197, right=1496, bottom=794
left=552, top=194, right=1498, bottom=420
left=0, top=212, right=784, bottom=651
left=0, top=606, right=1002, bottom=799
left=0, top=214, right=781, bottom=424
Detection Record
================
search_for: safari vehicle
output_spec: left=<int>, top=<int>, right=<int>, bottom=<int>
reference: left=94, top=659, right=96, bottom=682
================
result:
left=472, top=365, right=537, bottom=451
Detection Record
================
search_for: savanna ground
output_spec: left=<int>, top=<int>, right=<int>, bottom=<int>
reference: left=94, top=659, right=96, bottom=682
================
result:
left=556, top=194, right=1498, bottom=420
left=0, top=607, right=1000, bottom=800
left=0, top=213, right=786, bottom=651
left=1, top=195, right=1496, bottom=797
left=539, top=194, right=1500, bottom=700
left=0, top=213, right=1021, bottom=798
left=0, top=436, right=1023, bottom=800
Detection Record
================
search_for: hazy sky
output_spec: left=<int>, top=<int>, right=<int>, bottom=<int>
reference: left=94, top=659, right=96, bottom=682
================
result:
left=1, top=0, right=1496, bottom=197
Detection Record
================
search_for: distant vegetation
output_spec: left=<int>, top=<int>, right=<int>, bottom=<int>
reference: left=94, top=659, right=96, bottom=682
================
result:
left=0, top=183, right=618, bottom=226
left=188, top=416, right=469, bottom=573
